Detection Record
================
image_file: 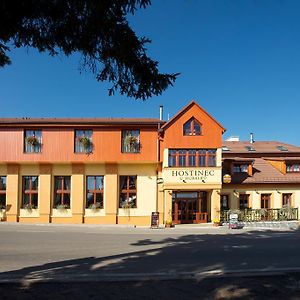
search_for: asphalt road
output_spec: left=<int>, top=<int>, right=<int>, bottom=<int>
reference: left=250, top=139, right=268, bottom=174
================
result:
left=0, top=223, right=300, bottom=283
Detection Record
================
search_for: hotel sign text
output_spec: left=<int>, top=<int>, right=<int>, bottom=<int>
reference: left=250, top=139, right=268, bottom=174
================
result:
left=171, top=169, right=215, bottom=181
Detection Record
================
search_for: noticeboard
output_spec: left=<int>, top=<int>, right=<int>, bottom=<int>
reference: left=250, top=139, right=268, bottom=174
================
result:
left=151, top=212, right=159, bottom=228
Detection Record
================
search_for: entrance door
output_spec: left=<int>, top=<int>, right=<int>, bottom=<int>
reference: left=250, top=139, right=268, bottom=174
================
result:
left=172, top=191, right=208, bottom=224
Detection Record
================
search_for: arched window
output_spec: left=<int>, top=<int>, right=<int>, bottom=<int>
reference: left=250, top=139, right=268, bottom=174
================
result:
left=183, top=118, right=202, bottom=136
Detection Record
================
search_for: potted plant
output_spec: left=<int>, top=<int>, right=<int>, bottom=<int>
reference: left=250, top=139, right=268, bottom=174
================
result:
left=56, top=204, right=70, bottom=211
left=124, top=135, right=138, bottom=152
left=212, top=218, right=220, bottom=226
left=165, top=219, right=174, bottom=228
left=89, top=202, right=102, bottom=212
left=23, top=203, right=36, bottom=213
left=78, top=136, right=92, bottom=152
left=25, top=136, right=39, bottom=146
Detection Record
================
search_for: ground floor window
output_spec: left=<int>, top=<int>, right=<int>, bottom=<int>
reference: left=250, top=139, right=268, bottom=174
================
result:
left=239, top=194, right=249, bottom=209
left=119, top=175, right=137, bottom=208
left=282, top=193, right=292, bottom=206
left=86, top=176, right=104, bottom=209
left=261, top=194, right=271, bottom=209
left=220, top=195, right=229, bottom=210
left=54, top=176, right=71, bottom=208
left=0, top=176, right=6, bottom=209
left=22, top=176, right=38, bottom=208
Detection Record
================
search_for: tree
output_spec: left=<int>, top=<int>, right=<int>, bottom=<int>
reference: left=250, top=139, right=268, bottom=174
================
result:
left=0, top=0, right=178, bottom=100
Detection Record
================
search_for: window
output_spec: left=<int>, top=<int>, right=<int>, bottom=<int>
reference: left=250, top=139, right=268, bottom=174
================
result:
left=239, top=194, right=249, bottom=209
left=282, top=193, right=292, bottom=206
left=183, top=118, right=201, bottom=136
left=119, top=176, right=137, bottom=208
left=220, top=195, right=229, bottom=210
left=233, top=164, right=248, bottom=173
left=75, top=130, right=93, bottom=153
left=22, top=176, right=38, bottom=208
left=122, top=130, right=140, bottom=153
left=286, top=164, right=300, bottom=173
left=168, top=149, right=217, bottom=167
left=24, top=130, right=42, bottom=153
left=277, top=145, right=288, bottom=152
left=261, top=194, right=271, bottom=209
left=0, top=176, right=6, bottom=209
left=54, top=176, right=71, bottom=208
left=86, top=176, right=104, bottom=209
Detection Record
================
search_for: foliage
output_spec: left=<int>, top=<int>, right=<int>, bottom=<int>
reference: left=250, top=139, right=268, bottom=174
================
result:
left=78, top=136, right=91, bottom=149
left=23, top=203, right=36, bottom=211
left=0, top=0, right=179, bottom=99
left=56, top=204, right=70, bottom=210
left=25, top=136, right=39, bottom=146
left=89, top=202, right=102, bottom=211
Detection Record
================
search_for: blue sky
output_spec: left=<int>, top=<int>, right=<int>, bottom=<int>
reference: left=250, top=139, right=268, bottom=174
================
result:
left=1, top=0, right=300, bottom=145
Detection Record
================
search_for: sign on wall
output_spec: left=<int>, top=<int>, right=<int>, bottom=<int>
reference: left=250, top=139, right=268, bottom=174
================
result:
left=162, top=168, right=222, bottom=184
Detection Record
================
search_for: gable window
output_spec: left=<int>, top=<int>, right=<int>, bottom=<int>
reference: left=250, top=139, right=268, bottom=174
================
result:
left=122, top=130, right=140, bottom=153
left=239, top=194, right=249, bottom=209
left=119, top=176, right=137, bottom=208
left=282, top=193, right=292, bottom=206
left=86, top=176, right=104, bottom=209
left=286, top=164, right=300, bottom=173
left=183, top=118, right=201, bottom=136
left=233, top=164, right=248, bottom=173
left=0, top=176, right=6, bottom=209
left=22, top=176, right=38, bottom=208
left=75, top=130, right=93, bottom=153
left=24, top=130, right=42, bottom=153
left=220, top=195, right=229, bottom=210
left=54, top=176, right=71, bottom=208
left=168, top=149, right=216, bottom=167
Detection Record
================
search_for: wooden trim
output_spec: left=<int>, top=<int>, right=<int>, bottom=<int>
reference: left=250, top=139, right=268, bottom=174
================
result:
left=39, top=164, right=52, bottom=174
left=105, top=163, right=118, bottom=174
left=72, top=164, right=85, bottom=174
left=7, top=164, right=19, bottom=175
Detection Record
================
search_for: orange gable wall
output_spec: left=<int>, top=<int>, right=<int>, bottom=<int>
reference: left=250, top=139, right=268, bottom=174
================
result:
left=0, top=127, right=158, bottom=163
left=160, top=103, right=224, bottom=152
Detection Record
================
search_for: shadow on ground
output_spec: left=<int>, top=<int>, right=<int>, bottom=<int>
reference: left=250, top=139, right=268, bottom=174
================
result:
left=1, top=229, right=300, bottom=299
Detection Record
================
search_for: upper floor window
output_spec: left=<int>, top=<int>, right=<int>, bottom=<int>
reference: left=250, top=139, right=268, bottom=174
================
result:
left=233, top=164, right=248, bottom=173
left=54, top=176, right=71, bottom=209
left=286, top=164, right=300, bottom=173
left=24, top=130, right=42, bottom=153
left=122, top=130, right=140, bottom=153
left=75, top=130, right=93, bottom=153
left=0, top=176, right=6, bottom=209
left=86, top=176, right=104, bottom=209
left=22, top=176, right=38, bottom=209
left=168, top=149, right=216, bottom=167
left=183, top=118, right=202, bottom=136
left=119, top=175, right=137, bottom=208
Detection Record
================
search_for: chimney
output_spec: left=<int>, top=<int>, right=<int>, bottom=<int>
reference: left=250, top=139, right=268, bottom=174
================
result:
left=250, top=133, right=254, bottom=144
left=159, top=105, right=163, bottom=121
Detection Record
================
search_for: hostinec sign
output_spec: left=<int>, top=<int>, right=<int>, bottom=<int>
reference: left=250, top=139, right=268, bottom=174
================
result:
left=171, top=169, right=215, bottom=181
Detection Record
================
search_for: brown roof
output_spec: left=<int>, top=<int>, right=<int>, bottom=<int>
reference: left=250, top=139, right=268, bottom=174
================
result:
left=230, top=158, right=300, bottom=184
left=0, top=118, right=165, bottom=127
left=223, top=141, right=300, bottom=154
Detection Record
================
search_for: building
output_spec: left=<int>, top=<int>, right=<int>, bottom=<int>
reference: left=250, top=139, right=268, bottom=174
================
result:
left=0, top=100, right=298, bottom=225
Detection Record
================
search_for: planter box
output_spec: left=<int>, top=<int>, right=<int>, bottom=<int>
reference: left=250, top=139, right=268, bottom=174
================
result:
left=19, top=208, right=39, bottom=218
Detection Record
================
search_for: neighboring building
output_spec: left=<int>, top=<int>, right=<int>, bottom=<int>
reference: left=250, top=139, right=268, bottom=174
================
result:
left=0, top=100, right=299, bottom=225
left=221, top=141, right=300, bottom=215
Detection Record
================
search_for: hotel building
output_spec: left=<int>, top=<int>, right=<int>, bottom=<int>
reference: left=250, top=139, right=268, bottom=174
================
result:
left=0, top=100, right=298, bottom=225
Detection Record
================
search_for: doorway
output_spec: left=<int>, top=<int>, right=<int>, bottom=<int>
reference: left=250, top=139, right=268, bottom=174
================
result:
left=172, top=191, right=208, bottom=224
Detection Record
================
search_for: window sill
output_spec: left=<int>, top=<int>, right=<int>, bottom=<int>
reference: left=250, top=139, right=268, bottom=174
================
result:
left=85, top=208, right=105, bottom=217
left=52, top=208, right=72, bottom=217
left=19, top=208, right=39, bottom=217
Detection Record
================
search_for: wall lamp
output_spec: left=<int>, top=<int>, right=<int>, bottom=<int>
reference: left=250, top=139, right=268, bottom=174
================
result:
left=255, top=190, right=260, bottom=194
left=276, top=189, right=281, bottom=194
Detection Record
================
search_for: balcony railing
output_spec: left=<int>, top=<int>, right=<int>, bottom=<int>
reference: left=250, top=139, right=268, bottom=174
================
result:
left=220, top=208, right=298, bottom=223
